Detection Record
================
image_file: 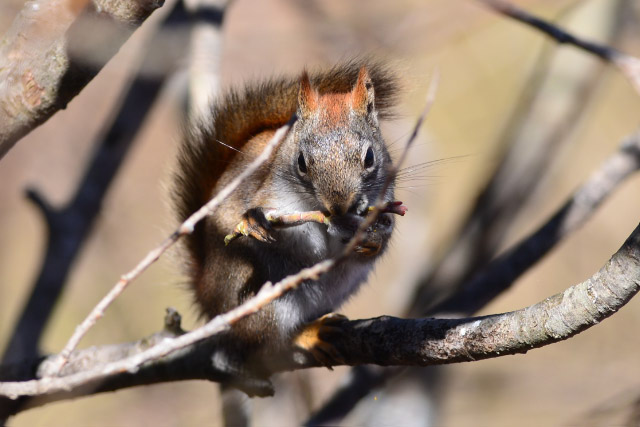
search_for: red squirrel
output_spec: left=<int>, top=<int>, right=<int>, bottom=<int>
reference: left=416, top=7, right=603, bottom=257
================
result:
left=171, top=60, right=399, bottom=393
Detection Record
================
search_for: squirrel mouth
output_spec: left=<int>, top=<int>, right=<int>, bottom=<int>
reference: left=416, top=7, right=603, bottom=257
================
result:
left=328, top=211, right=393, bottom=245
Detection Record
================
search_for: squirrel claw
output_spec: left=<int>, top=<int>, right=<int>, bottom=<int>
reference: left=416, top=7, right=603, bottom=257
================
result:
left=225, top=208, right=276, bottom=245
left=294, top=313, right=348, bottom=368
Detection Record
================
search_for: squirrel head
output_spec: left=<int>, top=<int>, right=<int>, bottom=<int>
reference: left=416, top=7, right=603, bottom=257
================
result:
left=288, top=67, right=393, bottom=218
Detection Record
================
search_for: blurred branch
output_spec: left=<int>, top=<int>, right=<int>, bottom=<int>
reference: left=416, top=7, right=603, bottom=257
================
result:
left=184, top=0, right=233, bottom=122
left=433, top=129, right=640, bottom=314
left=1, top=0, right=186, bottom=367
left=179, top=0, right=237, bottom=424
left=479, top=0, right=640, bottom=95
left=0, top=0, right=187, bottom=420
left=0, top=0, right=164, bottom=159
left=411, top=40, right=611, bottom=316
left=1, top=220, right=640, bottom=413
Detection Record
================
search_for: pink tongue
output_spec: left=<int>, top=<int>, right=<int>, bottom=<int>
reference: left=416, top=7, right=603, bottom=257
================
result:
left=383, top=201, right=408, bottom=216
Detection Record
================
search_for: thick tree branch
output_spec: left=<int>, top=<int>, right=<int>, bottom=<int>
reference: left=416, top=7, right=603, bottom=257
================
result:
left=310, top=126, right=640, bottom=424
left=0, top=220, right=639, bottom=414
left=0, top=0, right=164, bottom=159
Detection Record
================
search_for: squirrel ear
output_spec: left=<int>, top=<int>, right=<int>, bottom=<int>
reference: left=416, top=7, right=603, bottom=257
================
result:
left=297, top=71, right=318, bottom=119
left=351, top=67, right=375, bottom=119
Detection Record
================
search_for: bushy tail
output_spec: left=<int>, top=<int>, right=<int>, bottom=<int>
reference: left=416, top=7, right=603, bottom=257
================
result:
left=171, top=58, right=400, bottom=273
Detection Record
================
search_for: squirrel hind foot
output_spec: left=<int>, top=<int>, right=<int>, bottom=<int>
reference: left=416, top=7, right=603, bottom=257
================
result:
left=293, top=313, right=349, bottom=368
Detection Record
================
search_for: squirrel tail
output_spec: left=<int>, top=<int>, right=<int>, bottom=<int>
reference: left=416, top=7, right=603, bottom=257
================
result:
left=171, top=58, right=400, bottom=273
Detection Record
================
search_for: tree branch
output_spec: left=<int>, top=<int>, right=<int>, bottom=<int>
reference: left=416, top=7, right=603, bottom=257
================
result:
left=0, top=0, right=164, bottom=159
left=433, top=129, right=640, bottom=315
left=308, top=126, right=640, bottom=424
left=410, top=6, right=614, bottom=317
left=479, top=0, right=640, bottom=95
left=1, top=219, right=639, bottom=413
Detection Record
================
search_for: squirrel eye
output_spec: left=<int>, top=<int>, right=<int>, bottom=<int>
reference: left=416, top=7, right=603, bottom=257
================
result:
left=297, top=152, right=307, bottom=175
left=364, top=147, right=375, bottom=169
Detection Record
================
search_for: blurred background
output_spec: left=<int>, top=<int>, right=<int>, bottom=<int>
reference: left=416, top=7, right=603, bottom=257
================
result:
left=2, top=0, right=640, bottom=425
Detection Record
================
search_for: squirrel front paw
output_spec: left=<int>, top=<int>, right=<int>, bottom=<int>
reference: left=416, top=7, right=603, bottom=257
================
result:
left=293, top=313, right=348, bottom=368
left=225, top=208, right=276, bottom=245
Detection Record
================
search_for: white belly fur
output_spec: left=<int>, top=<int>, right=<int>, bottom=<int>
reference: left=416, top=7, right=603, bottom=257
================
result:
left=271, top=221, right=375, bottom=337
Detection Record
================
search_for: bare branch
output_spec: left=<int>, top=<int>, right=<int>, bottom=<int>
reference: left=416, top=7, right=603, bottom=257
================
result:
left=434, top=130, right=640, bottom=315
left=184, top=0, right=234, bottom=122
left=0, top=0, right=164, bottom=159
left=410, top=35, right=607, bottom=316
left=1, top=219, right=639, bottom=409
left=478, top=0, right=640, bottom=95
left=295, top=220, right=640, bottom=367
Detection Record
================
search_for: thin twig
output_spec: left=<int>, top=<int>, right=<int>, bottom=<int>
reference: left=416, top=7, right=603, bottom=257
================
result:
left=479, top=0, right=640, bottom=95
left=48, top=124, right=291, bottom=375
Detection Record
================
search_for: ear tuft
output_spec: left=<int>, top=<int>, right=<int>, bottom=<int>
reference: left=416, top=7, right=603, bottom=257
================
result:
left=351, top=67, right=375, bottom=117
left=297, top=70, right=318, bottom=119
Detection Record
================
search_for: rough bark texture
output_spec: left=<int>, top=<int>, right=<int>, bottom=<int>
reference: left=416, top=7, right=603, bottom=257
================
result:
left=0, top=0, right=164, bottom=159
